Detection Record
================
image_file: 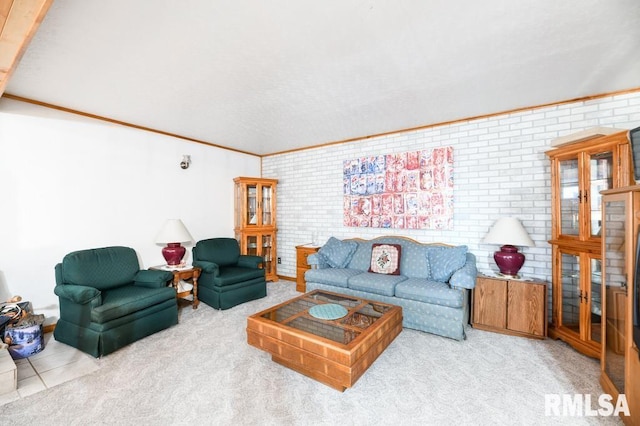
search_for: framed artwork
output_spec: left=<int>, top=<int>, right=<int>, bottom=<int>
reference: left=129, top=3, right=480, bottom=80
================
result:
left=342, top=147, right=453, bottom=229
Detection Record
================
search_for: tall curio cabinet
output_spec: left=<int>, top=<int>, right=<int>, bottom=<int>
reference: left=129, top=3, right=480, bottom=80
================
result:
left=546, top=130, right=632, bottom=358
left=234, top=177, right=278, bottom=281
left=600, top=185, right=640, bottom=424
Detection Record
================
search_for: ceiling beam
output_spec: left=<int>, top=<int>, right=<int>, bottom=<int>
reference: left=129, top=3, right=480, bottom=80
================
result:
left=0, top=0, right=53, bottom=97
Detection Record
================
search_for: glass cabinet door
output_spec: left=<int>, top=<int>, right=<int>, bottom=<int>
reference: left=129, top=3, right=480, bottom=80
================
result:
left=245, top=235, right=258, bottom=256
left=588, top=151, right=614, bottom=238
left=588, top=256, right=602, bottom=344
left=559, top=252, right=581, bottom=333
left=603, top=197, right=628, bottom=393
left=262, top=234, right=273, bottom=275
left=558, top=251, right=603, bottom=343
left=246, top=185, right=258, bottom=225
left=261, top=184, right=273, bottom=226
left=559, top=157, right=580, bottom=237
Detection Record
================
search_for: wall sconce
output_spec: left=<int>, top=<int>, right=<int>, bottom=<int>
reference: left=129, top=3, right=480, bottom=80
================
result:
left=180, top=155, right=191, bottom=170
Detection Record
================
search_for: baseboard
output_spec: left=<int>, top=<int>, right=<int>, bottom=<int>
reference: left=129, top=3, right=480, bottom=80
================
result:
left=43, top=323, right=56, bottom=333
left=276, top=275, right=295, bottom=282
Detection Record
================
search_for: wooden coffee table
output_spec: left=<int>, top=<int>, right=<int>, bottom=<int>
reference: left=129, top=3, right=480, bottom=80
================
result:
left=246, top=290, right=402, bottom=391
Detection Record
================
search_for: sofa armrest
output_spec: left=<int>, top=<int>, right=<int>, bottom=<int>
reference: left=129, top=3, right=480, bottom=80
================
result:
left=134, top=269, right=173, bottom=288
left=237, top=255, right=263, bottom=269
left=449, top=253, right=477, bottom=289
left=193, top=260, right=219, bottom=275
left=54, top=284, right=102, bottom=305
left=307, top=253, right=330, bottom=269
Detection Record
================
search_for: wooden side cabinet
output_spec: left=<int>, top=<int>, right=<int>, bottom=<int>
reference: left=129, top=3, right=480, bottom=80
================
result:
left=472, top=275, right=547, bottom=339
left=295, top=244, right=320, bottom=292
left=234, top=177, right=278, bottom=281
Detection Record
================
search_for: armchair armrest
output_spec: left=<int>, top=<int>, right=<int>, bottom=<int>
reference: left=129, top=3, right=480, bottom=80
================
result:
left=307, top=253, right=330, bottom=269
left=54, top=284, right=102, bottom=305
left=237, top=255, right=263, bottom=269
left=193, top=260, right=219, bottom=276
left=449, top=253, right=477, bottom=290
left=134, top=269, right=173, bottom=288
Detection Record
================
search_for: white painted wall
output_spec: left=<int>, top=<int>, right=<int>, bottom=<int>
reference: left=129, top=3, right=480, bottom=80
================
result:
left=0, top=98, right=261, bottom=321
left=263, top=91, right=640, bottom=286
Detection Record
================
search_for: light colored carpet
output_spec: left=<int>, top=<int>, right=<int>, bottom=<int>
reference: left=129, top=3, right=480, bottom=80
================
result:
left=1, top=281, right=622, bottom=425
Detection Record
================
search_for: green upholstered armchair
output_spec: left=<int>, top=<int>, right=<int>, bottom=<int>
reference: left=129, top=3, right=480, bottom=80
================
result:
left=53, top=246, right=178, bottom=357
left=192, top=238, right=267, bottom=310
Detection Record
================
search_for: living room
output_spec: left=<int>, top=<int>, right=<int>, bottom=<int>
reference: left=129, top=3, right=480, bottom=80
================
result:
left=2, top=1, right=640, bottom=424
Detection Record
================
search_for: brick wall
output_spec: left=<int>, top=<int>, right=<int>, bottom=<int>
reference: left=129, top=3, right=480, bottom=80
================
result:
left=262, top=91, right=640, bottom=284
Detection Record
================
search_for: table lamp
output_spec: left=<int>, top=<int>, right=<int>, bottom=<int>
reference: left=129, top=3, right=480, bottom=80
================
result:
left=155, top=219, right=193, bottom=266
left=482, top=217, right=534, bottom=278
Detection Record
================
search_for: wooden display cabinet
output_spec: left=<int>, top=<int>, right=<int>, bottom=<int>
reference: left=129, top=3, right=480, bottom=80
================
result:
left=295, top=244, right=320, bottom=292
left=234, top=177, right=278, bottom=281
left=546, top=130, right=633, bottom=358
left=472, top=275, right=547, bottom=339
left=600, top=185, right=640, bottom=424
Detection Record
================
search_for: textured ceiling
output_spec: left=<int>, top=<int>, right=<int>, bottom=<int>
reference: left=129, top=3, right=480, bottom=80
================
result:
left=6, top=0, right=640, bottom=156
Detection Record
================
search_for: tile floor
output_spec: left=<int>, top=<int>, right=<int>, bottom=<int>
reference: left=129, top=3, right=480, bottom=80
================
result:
left=0, top=333, right=100, bottom=406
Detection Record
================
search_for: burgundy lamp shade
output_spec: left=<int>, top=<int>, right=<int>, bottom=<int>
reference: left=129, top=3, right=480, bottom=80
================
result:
left=155, top=219, right=193, bottom=266
left=483, top=217, right=534, bottom=278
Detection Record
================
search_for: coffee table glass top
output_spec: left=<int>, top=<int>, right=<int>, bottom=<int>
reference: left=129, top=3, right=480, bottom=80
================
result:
left=258, top=290, right=393, bottom=344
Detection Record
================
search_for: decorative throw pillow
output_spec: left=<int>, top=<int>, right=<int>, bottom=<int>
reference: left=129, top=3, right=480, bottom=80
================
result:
left=428, top=245, right=468, bottom=282
left=318, top=237, right=358, bottom=268
left=369, top=243, right=402, bottom=275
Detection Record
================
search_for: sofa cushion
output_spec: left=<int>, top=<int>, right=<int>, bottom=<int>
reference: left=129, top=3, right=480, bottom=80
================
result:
left=399, top=242, right=431, bottom=279
left=346, top=240, right=374, bottom=270
left=395, top=278, right=464, bottom=308
left=195, top=238, right=240, bottom=267
left=347, top=272, right=406, bottom=297
left=428, top=245, right=468, bottom=282
left=369, top=243, right=402, bottom=275
left=62, top=246, right=139, bottom=290
left=91, top=285, right=176, bottom=323
left=319, top=237, right=358, bottom=268
left=305, top=268, right=362, bottom=288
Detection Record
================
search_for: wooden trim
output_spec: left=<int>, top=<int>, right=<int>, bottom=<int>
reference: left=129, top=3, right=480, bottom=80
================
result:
left=277, top=274, right=296, bottom=282
left=0, top=0, right=53, bottom=97
left=264, top=87, right=640, bottom=157
left=3, top=85, right=639, bottom=159
left=1, top=93, right=262, bottom=158
left=43, top=322, right=55, bottom=333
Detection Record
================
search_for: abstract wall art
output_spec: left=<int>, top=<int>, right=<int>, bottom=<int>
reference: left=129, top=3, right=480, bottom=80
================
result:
left=343, top=147, right=453, bottom=229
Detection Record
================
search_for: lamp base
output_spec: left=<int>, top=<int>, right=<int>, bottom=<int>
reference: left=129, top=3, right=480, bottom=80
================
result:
left=494, top=245, right=525, bottom=277
left=162, top=243, right=186, bottom=266
left=496, top=272, right=522, bottom=280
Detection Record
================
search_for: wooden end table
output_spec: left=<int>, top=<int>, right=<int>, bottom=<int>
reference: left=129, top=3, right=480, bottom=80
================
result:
left=150, top=265, right=201, bottom=309
left=295, top=244, right=321, bottom=292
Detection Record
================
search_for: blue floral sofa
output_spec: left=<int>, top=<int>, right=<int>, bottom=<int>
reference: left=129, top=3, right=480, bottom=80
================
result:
left=305, top=236, right=477, bottom=340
